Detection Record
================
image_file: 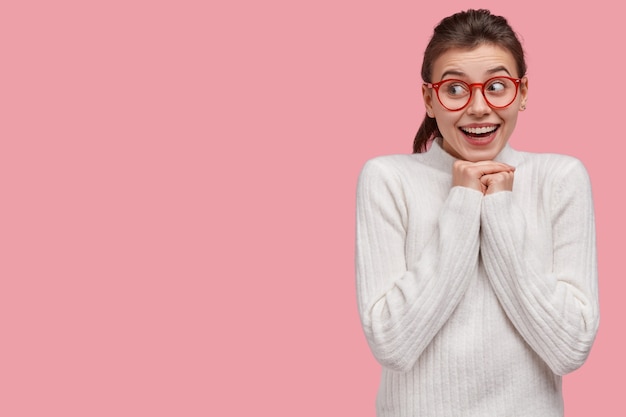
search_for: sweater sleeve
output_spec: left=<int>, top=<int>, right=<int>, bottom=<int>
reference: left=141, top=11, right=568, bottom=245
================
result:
left=356, top=158, right=482, bottom=372
left=479, top=158, right=599, bottom=375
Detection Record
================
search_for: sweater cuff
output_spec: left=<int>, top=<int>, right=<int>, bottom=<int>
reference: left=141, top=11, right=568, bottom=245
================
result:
left=446, top=186, right=483, bottom=219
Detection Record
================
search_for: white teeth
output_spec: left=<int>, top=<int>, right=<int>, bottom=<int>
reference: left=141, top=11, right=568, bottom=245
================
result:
left=461, top=126, right=498, bottom=134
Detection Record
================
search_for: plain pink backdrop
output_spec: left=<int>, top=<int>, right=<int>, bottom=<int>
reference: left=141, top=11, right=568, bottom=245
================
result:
left=1, top=1, right=621, bottom=416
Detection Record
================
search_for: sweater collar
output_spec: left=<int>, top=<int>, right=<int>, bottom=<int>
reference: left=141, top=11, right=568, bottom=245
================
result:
left=424, top=137, right=522, bottom=171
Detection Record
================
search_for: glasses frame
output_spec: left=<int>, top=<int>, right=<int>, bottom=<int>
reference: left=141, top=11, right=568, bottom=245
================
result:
left=424, top=76, right=522, bottom=111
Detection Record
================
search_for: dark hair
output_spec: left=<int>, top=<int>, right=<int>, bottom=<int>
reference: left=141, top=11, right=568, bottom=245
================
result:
left=413, top=9, right=527, bottom=153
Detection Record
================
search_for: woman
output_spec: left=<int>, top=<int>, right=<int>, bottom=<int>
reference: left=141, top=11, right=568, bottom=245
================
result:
left=355, top=9, right=599, bottom=417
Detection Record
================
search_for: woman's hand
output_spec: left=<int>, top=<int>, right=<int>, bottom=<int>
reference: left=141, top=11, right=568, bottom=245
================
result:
left=480, top=169, right=515, bottom=195
left=452, top=160, right=515, bottom=195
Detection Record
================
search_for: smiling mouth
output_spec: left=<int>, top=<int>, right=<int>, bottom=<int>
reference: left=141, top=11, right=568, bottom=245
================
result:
left=460, top=125, right=499, bottom=138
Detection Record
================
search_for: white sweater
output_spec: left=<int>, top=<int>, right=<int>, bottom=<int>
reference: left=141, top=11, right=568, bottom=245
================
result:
left=355, top=139, right=599, bottom=417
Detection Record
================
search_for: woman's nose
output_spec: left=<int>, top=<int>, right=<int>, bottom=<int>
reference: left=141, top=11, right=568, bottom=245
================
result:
left=466, top=87, right=491, bottom=116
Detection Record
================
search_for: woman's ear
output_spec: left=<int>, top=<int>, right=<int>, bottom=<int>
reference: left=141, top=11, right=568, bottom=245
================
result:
left=519, top=77, right=529, bottom=111
left=422, top=84, right=435, bottom=118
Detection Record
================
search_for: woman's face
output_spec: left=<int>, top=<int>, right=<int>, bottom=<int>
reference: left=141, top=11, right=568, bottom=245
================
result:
left=422, top=44, right=528, bottom=162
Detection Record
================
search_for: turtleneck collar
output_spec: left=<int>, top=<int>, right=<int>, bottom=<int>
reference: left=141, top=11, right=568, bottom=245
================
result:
left=418, top=137, right=522, bottom=172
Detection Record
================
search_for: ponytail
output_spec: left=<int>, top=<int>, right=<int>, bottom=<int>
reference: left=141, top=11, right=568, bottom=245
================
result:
left=413, top=115, right=439, bottom=153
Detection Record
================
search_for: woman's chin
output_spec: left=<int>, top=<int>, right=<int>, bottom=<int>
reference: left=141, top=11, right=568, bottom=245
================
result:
left=457, top=132, right=506, bottom=161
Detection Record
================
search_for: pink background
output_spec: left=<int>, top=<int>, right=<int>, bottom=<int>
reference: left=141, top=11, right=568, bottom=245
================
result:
left=1, top=1, right=621, bottom=415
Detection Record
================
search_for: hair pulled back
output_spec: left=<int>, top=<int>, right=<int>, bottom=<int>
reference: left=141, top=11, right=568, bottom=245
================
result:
left=413, top=9, right=527, bottom=153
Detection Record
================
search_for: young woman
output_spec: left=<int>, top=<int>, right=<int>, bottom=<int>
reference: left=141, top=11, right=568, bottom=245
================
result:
left=355, top=9, right=599, bottom=417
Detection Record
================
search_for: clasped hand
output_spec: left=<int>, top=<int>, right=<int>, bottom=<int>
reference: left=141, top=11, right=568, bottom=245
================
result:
left=452, top=160, right=515, bottom=195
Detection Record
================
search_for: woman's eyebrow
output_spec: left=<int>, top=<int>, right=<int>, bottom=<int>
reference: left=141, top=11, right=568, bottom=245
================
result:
left=440, top=66, right=512, bottom=80
left=440, top=69, right=465, bottom=79
left=486, top=65, right=512, bottom=76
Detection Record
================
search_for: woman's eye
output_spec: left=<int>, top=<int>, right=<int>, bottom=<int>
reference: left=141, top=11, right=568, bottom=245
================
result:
left=446, top=84, right=467, bottom=96
left=487, top=81, right=506, bottom=92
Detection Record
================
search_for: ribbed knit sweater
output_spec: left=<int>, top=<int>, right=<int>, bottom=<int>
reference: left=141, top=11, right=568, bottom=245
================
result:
left=355, top=139, right=599, bottom=417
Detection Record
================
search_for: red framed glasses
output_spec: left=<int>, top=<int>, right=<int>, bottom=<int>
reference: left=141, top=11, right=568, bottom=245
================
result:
left=424, top=76, right=522, bottom=111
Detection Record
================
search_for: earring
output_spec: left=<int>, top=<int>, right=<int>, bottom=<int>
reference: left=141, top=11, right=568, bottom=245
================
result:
left=520, top=104, right=526, bottom=111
